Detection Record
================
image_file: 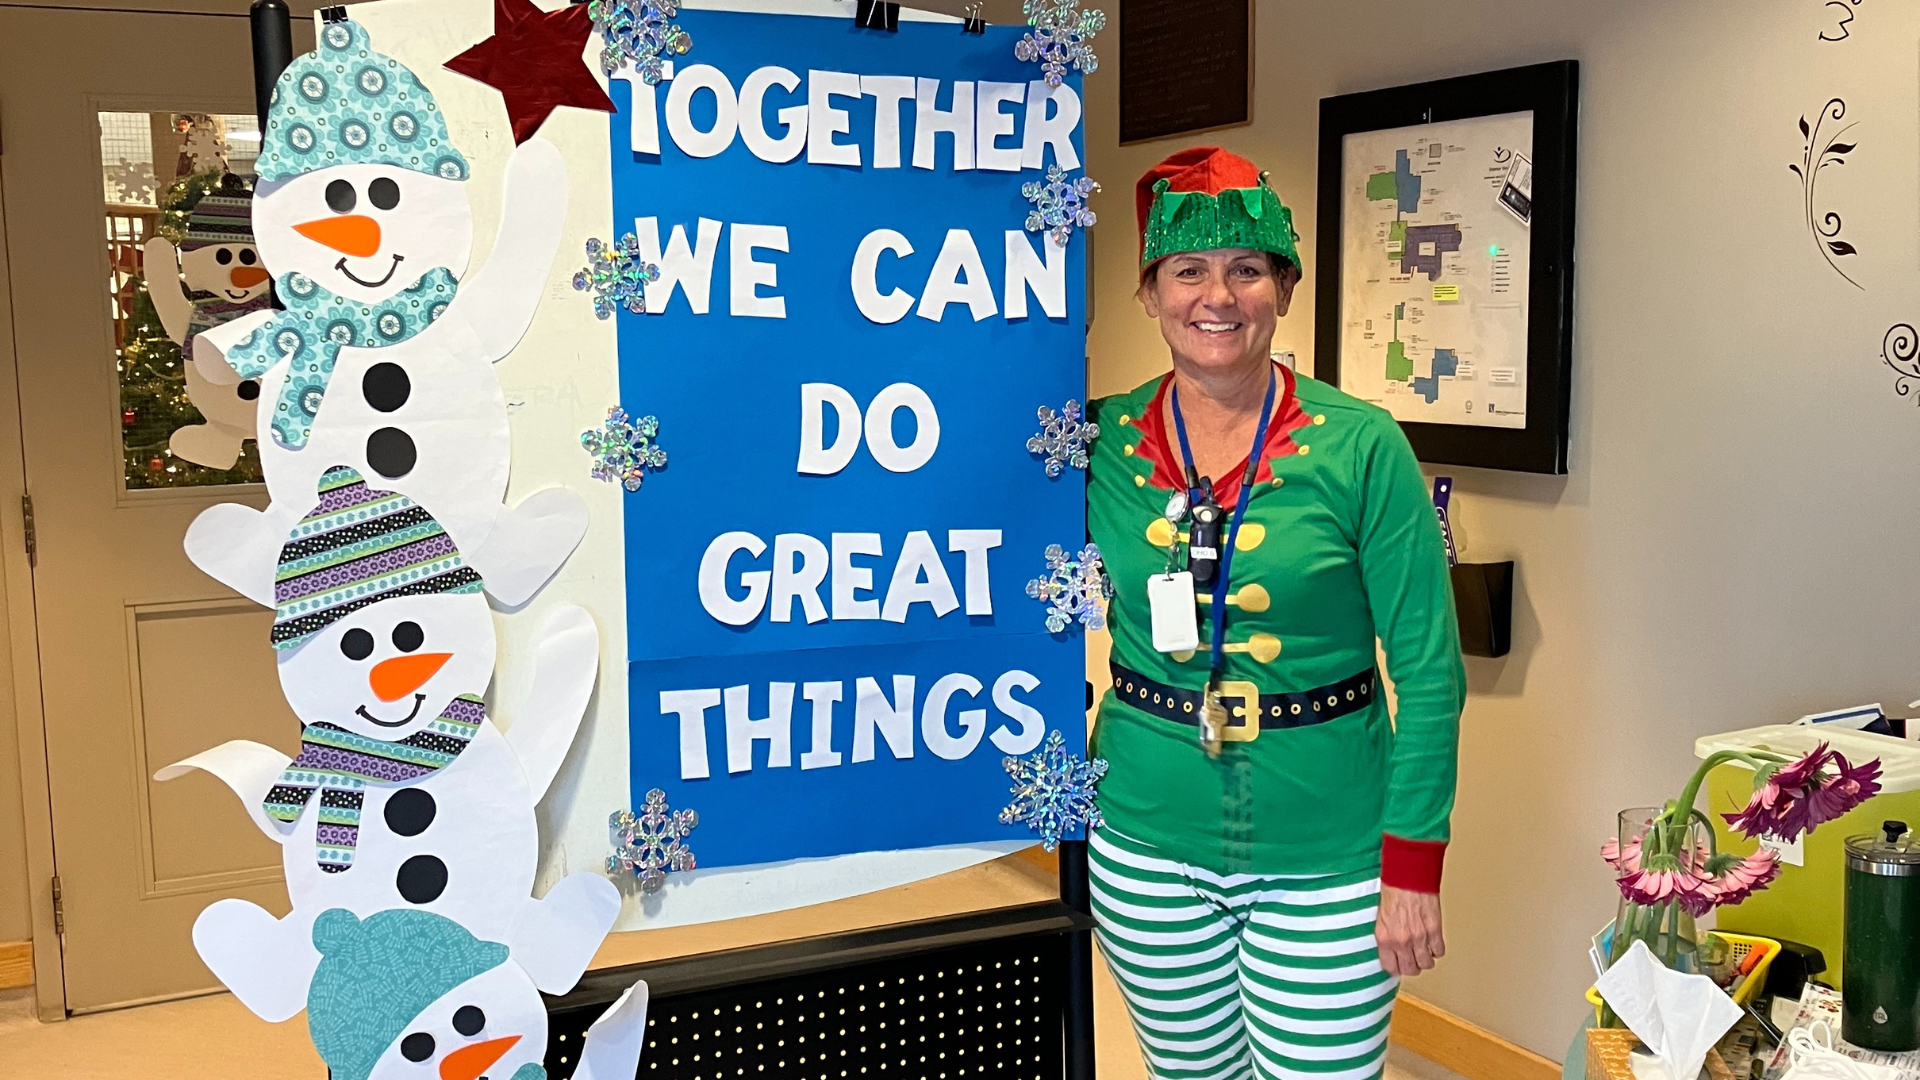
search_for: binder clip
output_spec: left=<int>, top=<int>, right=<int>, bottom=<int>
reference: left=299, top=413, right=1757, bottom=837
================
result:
left=855, top=0, right=900, bottom=31
left=319, top=5, right=347, bottom=22
left=962, top=3, right=986, bottom=33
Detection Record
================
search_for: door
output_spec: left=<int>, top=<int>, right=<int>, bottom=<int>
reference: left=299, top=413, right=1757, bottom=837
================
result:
left=0, top=6, right=314, bottom=1011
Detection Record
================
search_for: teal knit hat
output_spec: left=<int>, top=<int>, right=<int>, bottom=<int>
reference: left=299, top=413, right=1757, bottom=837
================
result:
left=259, top=18, right=469, bottom=184
left=307, top=909, right=509, bottom=1080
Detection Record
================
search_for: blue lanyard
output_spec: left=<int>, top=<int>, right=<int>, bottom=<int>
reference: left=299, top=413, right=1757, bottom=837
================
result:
left=1170, top=368, right=1277, bottom=680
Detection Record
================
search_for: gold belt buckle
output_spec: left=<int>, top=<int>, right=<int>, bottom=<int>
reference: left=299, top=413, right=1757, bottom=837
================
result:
left=1215, top=680, right=1262, bottom=743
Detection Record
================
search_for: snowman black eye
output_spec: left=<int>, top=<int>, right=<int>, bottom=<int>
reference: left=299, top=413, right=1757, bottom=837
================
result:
left=369, top=177, right=401, bottom=211
left=392, top=621, right=424, bottom=653
left=340, top=628, right=375, bottom=661
left=215, top=248, right=233, bottom=265
left=325, top=178, right=357, bottom=214
left=239, top=248, right=258, bottom=265
left=453, top=1005, right=485, bottom=1036
left=400, top=1032, right=435, bottom=1062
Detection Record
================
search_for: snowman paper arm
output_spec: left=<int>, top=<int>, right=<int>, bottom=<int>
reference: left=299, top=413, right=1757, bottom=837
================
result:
left=193, top=898, right=318, bottom=1023
left=193, top=307, right=279, bottom=386
left=572, top=980, right=650, bottom=1080
left=509, top=872, right=620, bottom=994
left=155, top=740, right=294, bottom=842
left=142, top=237, right=194, bottom=346
left=446, top=137, right=567, bottom=363
left=499, top=603, right=599, bottom=802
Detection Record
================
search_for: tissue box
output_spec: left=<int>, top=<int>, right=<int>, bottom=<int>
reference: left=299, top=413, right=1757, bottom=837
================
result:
left=1586, top=1029, right=1735, bottom=1080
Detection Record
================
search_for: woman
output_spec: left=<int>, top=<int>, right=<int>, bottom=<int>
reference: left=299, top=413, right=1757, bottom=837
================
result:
left=1086, top=146, right=1465, bottom=1080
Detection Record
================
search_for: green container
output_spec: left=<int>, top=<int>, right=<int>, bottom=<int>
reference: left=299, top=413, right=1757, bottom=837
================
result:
left=1843, top=822, right=1920, bottom=1051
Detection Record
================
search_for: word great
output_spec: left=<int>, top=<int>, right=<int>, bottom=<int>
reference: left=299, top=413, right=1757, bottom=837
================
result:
left=659, top=668, right=1046, bottom=778
left=699, top=529, right=1001, bottom=626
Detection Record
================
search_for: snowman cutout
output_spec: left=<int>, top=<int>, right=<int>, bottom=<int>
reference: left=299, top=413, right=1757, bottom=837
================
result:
left=186, top=17, right=587, bottom=608
left=160, top=467, right=618, bottom=1023
left=305, top=908, right=648, bottom=1080
left=142, top=177, right=272, bottom=469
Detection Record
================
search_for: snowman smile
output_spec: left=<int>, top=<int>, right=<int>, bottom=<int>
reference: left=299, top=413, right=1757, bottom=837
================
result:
left=336, top=253, right=405, bottom=288
left=224, top=289, right=254, bottom=300
left=355, top=693, right=426, bottom=727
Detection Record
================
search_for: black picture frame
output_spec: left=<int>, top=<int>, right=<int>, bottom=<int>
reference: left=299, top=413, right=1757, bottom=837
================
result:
left=1314, top=61, right=1578, bottom=475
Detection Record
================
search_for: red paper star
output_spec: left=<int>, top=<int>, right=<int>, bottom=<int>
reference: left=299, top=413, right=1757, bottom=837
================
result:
left=445, top=0, right=615, bottom=144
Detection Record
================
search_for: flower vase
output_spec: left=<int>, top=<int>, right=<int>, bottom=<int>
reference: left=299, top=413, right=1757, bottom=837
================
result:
left=1602, top=807, right=1707, bottom=1028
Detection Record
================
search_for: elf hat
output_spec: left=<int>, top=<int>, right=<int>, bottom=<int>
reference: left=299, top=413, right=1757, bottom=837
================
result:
left=180, top=178, right=257, bottom=251
left=271, top=466, right=484, bottom=652
left=307, top=909, right=509, bottom=1080
left=258, top=17, right=469, bottom=185
left=1135, top=147, right=1299, bottom=273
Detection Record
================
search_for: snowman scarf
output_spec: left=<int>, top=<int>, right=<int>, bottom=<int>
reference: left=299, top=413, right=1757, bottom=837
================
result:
left=221, top=266, right=458, bottom=452
left=183, top=291, right=275, bottom=356
left=264, top=693, right=483, bottom=873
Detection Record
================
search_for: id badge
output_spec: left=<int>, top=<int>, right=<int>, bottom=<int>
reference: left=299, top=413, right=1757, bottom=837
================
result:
left=1146, top=572, right=1200, bottom=653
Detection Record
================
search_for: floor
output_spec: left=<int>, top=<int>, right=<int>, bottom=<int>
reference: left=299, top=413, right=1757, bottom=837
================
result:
left=0, top=959, right=1464, bottom=1080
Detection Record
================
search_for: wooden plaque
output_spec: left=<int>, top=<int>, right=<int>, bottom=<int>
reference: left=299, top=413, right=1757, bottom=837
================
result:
left=1118, top=0, right=1253, bottom=144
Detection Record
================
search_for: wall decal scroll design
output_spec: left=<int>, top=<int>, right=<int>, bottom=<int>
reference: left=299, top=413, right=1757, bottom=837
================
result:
left=1790, top=99, right=1861, bottom=289
left=1883, top=324, right=1918, bottom=402
left=1820, top=0, right=1862, bottom=42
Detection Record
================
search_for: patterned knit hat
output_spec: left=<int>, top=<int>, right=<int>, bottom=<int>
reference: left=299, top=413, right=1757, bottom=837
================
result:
left=307, top=909, right=508, bottom=1080
left=1136, top=147, right=1299, bottom=273
left=258, top=17, right=469, bottom=184
left=272, top=466, right=484, bottom=651
left=181, top=181, right=257, bottom=251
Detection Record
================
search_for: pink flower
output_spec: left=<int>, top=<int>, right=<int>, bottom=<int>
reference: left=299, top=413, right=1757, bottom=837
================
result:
left=1602, top=836, right=1643, bottom=872
left=1704, top=849, right=1782, bottom=907
left=1617, top=849, right=1719, bottom=914
left=1723, top=744, right=1883, bottom=841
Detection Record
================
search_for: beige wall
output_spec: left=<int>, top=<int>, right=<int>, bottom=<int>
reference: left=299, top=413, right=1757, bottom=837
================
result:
left=1083, top=0, right=1920, bottom=1060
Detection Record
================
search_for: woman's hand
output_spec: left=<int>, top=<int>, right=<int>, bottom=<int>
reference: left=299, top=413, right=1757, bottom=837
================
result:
left=1375, top=886, right=1445, bottom=977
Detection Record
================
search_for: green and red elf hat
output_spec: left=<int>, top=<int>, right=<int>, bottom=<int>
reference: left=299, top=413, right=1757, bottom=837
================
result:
left=1135, top=146, right=1300, bottom=274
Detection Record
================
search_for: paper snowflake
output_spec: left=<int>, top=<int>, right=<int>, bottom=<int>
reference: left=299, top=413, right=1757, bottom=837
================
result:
left=1014, top=0, right=1105, bottom=87
left=588, top=0, right=692, bottom=83
left=999, top=729, right=1108, bottom=852
left=1023, top=165, right=1099, bottom=248
left=608, top=789, right=698, bottom=893
left=573, top=234, right=659, bottom=319
left=581, top=406, right=668, bottom=491
left=1026, top=543, right=1110, bottom=634
left=1027, top=399, right=1098, bottom=478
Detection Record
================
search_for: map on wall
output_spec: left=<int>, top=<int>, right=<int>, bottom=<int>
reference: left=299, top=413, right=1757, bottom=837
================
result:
left=1338, top=111, right=1534, bottom=429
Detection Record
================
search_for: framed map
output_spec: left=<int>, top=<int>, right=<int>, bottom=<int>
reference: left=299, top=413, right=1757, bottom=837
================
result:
left=1315, top=62, right=1578, bottom=474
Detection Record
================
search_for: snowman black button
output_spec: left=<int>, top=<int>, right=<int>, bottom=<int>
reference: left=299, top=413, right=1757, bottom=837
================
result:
left=363, top=362, right=410, bottom=413
left=384, top=787, right=436, bottom=837
left=397, top=854, right=448, bottom=904
left=367, top=427, right=416, bottom=478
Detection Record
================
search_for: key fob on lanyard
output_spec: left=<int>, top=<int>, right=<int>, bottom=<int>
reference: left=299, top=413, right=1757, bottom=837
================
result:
left=1188, top=500, right=1224, bottom=588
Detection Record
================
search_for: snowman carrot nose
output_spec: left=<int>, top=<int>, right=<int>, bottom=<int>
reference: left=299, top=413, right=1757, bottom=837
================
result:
left=439, top=1034, right=520, bottom=1080
left=293, top=214, right=382, bottom=258
left=369, top=652, right=452, bottom=702
left=230, top=266, right=270, bottom=288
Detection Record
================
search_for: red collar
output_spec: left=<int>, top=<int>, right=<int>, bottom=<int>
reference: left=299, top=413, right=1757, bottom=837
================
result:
left=1131, top=364, right=1310, bottom=502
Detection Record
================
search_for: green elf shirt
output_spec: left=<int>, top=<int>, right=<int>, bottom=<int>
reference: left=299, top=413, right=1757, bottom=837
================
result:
left=1086, top=365, right=1465, bottom=892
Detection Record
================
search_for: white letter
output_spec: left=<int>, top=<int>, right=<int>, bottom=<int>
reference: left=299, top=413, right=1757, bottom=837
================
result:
left=882, top=530, right=960, bottom=623
left=862, top=75, right=916, bottom=168
left=724, top=683, right=794, bottom=773
left=916, top=230, right=997, bottom=322
left=948, top=529, right=1001, bottom=615
left=771, top=533, right=830, bottom=624
left=850, top=229, right=917, bottom=324
left=738, top=66, right=807, bottom=163
left=808, top=69, right=862, bottom=166
left=922, top=673, right=986, bottom=760
left=976, top=81, right=1026, bottom=172
left=664, top=63, right=739, bottom=158
left=831, top=533, right=883, bottom=620
left=730, top=223, right=788, bottom=318
left=660, top=687, right=720, bottom=779
left=636, top=216, right=721, bottom=314
left=1004, top=231, right=1066, bottom=320
left=698, top=531, right=769, bottom=626
left=913, top=78, right=976, bottom=170
left=989, top=670, right=1044, bottom=754
left=798, top=383, right=862, bottom=475
left=610, top=64, right=670, bottom=155
left=853, top=675, right=915, bottom=762
left=800, top=682, right=844, bottom=770
left=1020, top=81, right=1081, bottom=170
left=864, top=383, right=941, bottom=472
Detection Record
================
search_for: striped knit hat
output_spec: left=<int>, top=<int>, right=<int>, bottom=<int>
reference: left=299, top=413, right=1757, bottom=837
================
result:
left=180, top=191, right=256, bottom=251
left=272, top=466, right=484, bottom=651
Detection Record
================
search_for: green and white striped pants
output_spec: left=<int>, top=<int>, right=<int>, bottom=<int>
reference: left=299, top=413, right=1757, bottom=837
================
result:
left=1089, top=827, right=1398, bottom=1080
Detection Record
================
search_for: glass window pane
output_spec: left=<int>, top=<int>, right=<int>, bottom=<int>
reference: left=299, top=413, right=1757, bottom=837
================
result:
left=103, top=111, right=270, bottom=490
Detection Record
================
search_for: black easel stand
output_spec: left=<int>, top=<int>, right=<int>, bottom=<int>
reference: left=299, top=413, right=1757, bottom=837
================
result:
left=249, top=0, right=293, bottom=133
left=1058, top=840, right=1096, bottom=1080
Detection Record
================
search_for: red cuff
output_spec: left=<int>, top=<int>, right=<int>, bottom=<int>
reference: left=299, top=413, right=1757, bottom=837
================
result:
left=1381, top=835, right=1447, bottom=893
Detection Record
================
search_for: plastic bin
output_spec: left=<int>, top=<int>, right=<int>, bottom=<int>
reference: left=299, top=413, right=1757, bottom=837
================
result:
left=1586, top=932, right=1779, bottom=1025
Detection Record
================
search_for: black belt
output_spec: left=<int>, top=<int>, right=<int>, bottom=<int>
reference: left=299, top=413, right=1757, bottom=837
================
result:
left=1108, top=663, right=1377, bottom=741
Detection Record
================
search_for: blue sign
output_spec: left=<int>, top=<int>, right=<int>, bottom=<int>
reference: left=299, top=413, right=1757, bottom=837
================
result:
left=610, top=7, right=1089, bottom=868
